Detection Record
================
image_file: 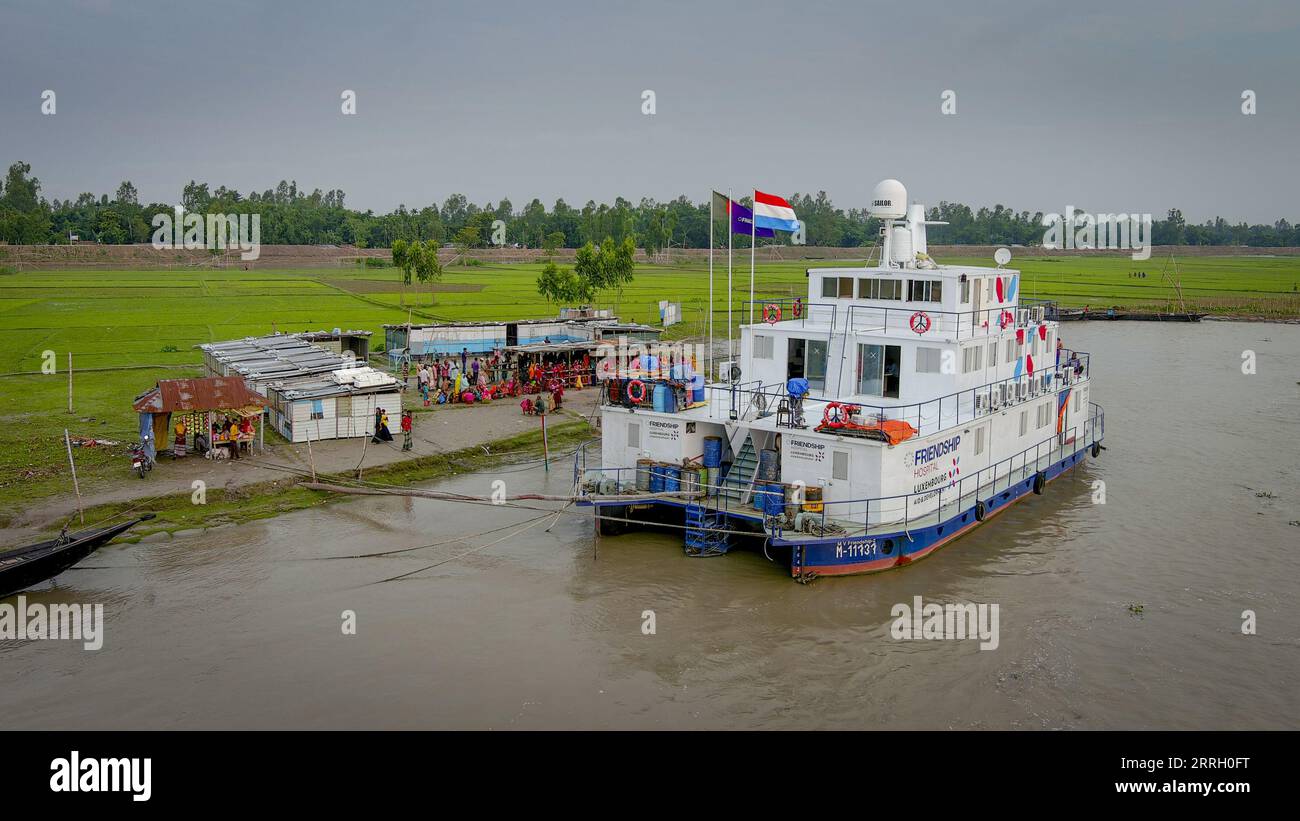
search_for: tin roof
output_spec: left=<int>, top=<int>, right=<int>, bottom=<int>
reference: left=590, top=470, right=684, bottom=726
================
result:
left=133, top=377, right=268, bottom=413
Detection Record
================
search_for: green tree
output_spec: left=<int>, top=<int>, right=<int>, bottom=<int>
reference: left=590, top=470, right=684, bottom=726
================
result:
left=413, top=239, right=442, bottom=304
left=542, top=230, right=565, bottom=256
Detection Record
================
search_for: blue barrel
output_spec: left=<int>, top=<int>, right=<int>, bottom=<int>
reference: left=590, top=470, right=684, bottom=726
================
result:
left=764, top=483, right=786, bottom=516
left=690, top=374, right=705, bottom=404
left=652, top=383, right=670, bottom=412
left=703, top=436, right=723, bottom=468
left=649, top=464, right=664, bottom=493
left=757, top=448, right=780, bottom=481
left=753, top=482, right=772, bottom=512
left=663, top=466, right=681, bottom=492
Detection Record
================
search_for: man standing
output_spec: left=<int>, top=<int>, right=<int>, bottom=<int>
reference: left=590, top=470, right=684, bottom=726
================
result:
left=460, top=347, right=469, bottom=376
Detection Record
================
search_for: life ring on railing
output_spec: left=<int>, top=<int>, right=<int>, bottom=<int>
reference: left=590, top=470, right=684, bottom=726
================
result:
left=792, top=298, right=803, bottom=319
left=909, top=311, right=932, bottom=335
left=763, top=303, right=782, bottom=324
left=821, top=401, right=859, bottom=428
left=626, top=379, right=647, bottom=403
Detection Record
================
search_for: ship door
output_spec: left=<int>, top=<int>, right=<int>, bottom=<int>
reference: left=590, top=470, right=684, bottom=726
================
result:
left=971, top=278, right=984, bottom=329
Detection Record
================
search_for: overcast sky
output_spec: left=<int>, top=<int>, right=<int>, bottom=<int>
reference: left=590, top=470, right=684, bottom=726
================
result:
left=2, top=0, right=1297, bottom=222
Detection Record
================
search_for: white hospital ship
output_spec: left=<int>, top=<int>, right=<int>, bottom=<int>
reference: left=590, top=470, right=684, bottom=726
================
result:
left=576, top=180, right=1104, bottom=580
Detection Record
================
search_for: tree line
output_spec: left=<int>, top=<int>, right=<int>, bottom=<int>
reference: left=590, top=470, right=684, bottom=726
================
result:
left=3, top=161, right=1299, bottom=251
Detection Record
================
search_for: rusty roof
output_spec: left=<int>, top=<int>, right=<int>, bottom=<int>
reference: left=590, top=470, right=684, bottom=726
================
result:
left=133, top=377, right=268, bottom=413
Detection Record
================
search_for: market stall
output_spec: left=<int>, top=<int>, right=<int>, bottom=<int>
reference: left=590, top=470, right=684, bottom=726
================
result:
left=132, top=377, right=268, bottom=460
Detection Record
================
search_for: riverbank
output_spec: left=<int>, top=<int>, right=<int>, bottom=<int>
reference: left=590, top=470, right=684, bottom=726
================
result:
left=5, top=390, right=599, bottom=543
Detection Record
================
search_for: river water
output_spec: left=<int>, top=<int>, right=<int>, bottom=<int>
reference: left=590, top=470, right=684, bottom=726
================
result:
left=3, top=322, right=1298, bottom=729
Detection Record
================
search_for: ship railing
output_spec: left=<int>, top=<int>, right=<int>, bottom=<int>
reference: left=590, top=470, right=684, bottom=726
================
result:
left=574, top=403, right=1107, bottom=540
left=715, top=356, right=1091, bottom=436
left=744, top=298, right=1058, bottom=341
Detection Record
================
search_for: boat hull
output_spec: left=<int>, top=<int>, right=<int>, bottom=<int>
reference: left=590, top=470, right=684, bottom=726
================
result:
left=781, top=444, right=1094, bottom=579
left=0, top=519, right=144, bottom=598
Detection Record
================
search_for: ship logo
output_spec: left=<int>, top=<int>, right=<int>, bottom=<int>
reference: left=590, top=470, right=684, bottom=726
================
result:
left=948, top=457, right=960, bottom=487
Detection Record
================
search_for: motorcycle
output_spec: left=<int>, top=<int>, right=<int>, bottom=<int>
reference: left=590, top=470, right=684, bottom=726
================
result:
left=128, top=441, right=154, bottom=479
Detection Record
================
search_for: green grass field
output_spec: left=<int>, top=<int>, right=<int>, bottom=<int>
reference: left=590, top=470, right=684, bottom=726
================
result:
left=1, top=254, right=1296, bottom=517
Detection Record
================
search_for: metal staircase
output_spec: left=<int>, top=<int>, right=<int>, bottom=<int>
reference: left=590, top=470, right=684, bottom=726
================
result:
left=684, top=504, right=730, bottom=556
left=721, top=434, right=760, bottom=505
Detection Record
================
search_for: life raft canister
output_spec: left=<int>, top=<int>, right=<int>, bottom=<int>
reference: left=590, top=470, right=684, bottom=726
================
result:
left=763, top=303, right=782, bottom=324
left=1032, top=471, right=1046, bottom=494
left=626, top=379, right=647, bottom=403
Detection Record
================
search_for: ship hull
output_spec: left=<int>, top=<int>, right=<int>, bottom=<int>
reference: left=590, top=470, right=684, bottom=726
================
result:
left=781, top=443, right=1094, bottom=579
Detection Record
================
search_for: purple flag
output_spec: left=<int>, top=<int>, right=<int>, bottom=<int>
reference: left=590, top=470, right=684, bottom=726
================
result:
left=713, top=192, right=774, bottom=238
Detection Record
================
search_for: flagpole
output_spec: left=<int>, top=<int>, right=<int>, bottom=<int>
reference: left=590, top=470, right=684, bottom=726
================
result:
left=749, top=189, right=756, bottom=327
left=708, top=190, right=714, bottom=383
left=727, top=187, right=733, bottom=363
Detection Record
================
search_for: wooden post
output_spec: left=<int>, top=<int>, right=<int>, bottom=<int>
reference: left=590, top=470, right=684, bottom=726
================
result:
left=64, top=429, right=84, bottom=524
left=541, top=410, right=549, bottom=472
left=306, top=426, right=316, bottom=482
left=67, top=351, right=73, bottom=414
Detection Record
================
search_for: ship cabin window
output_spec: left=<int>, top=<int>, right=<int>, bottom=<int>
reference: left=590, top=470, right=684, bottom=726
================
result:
left=908, top=279, right=942, bottom=303
left=960, top=279, right=971, bottom=304
left=832, top=450, right=849, bottom=481
left=858, top=278, right=903, bottom=300
left=754, top=335, right=774, bottom=360
left=961, top=345, right=983, bottom=373
left=1005, top=338, right=1015, bottom=363
left=628, top=421, right=641, bottom=449
left=1019, top=410, right=1028, bottom=436
left=916, top=346, right=942, bottom=374
left=856, top=343, right=901, bottom=398
left=821, top=276, right=855, bottom=298
left=788, top=338, right=828, bottom=390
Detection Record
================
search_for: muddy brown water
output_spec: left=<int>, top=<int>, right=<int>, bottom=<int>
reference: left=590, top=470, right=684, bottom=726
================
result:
left=2, top=322, right=1297, bottom=729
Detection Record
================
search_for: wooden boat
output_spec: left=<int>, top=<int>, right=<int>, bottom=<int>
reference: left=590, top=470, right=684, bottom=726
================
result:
left=0, top=515, right=152, bottom=598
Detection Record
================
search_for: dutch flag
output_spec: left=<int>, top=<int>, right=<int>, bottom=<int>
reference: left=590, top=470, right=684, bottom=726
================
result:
left=753, top=190, right=800, bottom=233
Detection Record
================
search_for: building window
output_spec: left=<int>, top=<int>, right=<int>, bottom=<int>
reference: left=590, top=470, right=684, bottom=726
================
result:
left=628, top=421, right=640, bottom=449
left=908, top=279, right=942, bottom=302
left=856, top=344, right=901, bottom=398
left=754, top=335, right=774, bottom=359
left=916, top=346, right=942, bottom=374
left=961, top=345, right=983, bottom=373
left=832, top=450, right=849, bottom=481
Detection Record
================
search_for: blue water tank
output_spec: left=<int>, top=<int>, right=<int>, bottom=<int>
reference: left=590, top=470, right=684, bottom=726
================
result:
left=663, top=466, right=681, bottom=492
left=757, top=448, right=780, bottom=481
left=649, top=464, right=664, bottom=493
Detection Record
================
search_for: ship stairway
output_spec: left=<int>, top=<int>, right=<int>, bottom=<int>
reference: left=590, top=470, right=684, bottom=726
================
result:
left=684, top=504, right=730, bottom=556
left=721, top=433, right=760, bottom=506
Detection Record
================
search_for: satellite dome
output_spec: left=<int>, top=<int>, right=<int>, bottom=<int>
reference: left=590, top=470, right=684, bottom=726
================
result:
left=869, top=179, right=908, bottom=220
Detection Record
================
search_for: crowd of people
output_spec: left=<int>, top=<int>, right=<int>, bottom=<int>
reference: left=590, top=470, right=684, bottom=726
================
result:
left=400, top=346, right=592, bottom=412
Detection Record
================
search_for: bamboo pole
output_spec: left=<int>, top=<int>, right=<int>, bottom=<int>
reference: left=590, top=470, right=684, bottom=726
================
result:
left=64, top=428, right=84, bottom=524
left=67, top=351, right=73, bottom=413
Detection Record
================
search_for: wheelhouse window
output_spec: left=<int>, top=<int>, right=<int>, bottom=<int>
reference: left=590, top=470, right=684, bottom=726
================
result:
left=858, top=278, right=903, bottom=300
left=908, top=279, right=942, bottom=302
left=856, top=343, right=901, bottom=398
left=820, top=276, right=855, bottom=298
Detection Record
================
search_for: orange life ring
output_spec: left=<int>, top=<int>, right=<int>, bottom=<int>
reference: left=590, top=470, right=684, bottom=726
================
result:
left=626, top=379, right=647, bottom=403
left=792, top=298, right=803, bottom=318
left=909, top=311, right=932, bottom=334
left=763, top=303, right=782, bottom=324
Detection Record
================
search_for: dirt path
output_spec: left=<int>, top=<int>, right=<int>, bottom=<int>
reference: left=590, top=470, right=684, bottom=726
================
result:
left=12, top=389, right=600, bottom=537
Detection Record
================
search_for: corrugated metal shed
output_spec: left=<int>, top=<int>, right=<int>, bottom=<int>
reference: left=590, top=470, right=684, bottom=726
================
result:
left=133, top=377, right=268, bottom=413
